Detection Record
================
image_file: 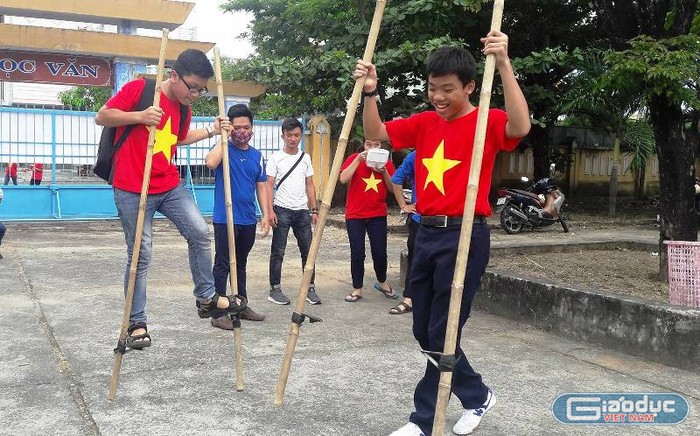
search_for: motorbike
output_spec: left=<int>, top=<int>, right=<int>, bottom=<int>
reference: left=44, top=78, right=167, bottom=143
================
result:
left=495, top=163, right=569, bottom=234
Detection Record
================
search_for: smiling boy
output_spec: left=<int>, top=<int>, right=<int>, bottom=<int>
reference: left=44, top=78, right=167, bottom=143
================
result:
left=354, top=31, right=531, bottom=435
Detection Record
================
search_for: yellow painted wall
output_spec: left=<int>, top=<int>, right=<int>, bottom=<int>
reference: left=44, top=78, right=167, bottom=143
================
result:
left=493, top=148, right=661, bottom=196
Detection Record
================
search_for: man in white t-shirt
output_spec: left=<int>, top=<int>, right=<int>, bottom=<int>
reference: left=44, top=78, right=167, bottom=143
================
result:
left=266, top=118, right=321, bottom=305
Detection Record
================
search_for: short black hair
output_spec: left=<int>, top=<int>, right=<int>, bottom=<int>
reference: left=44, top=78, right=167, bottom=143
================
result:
left=425, top=46, right=477, bottom=87
left=172, top=49, right=214, bottom=79
left=227, top=103, right=254, bottom=124
left=281, top=118, right=303, bottom=133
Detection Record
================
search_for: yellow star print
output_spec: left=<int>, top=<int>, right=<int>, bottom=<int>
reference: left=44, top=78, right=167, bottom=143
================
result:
left=362, top=172, right=383, bottom=192
left=422, top=140, right=461, bottom=195
left=153, top=117, right=179, bottom=163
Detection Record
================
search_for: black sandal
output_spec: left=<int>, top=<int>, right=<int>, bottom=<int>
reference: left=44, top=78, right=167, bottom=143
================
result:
left=126, top=322, right=151, bottom=350
left=197, top=294, right=248, bottom=319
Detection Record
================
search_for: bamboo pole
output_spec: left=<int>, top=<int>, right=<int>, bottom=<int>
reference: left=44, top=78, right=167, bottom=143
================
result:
left=431, top=1, right=505, bottom=433
left=108, top=29, right=169, bottom=401
left=213, top=47, right=245, bottom=392
left=273, top=0, right=388, bottom=406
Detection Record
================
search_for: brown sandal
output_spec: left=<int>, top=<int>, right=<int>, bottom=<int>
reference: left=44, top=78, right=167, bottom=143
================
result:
left=389, top=302, right=413, bottom=315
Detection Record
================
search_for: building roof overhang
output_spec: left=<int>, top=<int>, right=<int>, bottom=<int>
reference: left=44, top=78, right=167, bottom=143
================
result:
left=0, top=23, right=214, bottom=63
left=0, top=0, right=194, bottom=30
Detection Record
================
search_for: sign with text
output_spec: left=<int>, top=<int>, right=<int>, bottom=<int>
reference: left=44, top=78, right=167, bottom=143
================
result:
left=0, top=50, right=112, bottom=87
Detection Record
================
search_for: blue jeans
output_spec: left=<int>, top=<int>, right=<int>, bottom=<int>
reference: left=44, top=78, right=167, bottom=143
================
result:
left=345, top=216, right=388, bottom=289
left=0, top=220, right=5, bottom=245
left=408, top=223, right=491, bottom=434
left=269, top=205, right=315, bottom=287
left=114, top=185, right=216, bottom=325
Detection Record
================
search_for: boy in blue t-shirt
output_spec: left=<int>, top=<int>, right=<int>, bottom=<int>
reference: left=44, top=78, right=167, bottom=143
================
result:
left=205, top=104, right=270, bottom=327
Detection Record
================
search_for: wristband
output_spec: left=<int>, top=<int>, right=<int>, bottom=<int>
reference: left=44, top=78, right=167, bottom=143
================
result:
left=362, top=88, right=379, bottom=98
left=205, top=126, right=214, bottom=138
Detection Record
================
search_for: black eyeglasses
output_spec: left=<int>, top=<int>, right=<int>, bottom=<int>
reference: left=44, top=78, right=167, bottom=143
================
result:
left=176, top=71, right=208, bottom=96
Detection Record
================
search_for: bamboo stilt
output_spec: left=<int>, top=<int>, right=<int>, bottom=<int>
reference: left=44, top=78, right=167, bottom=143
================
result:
left=273, top=0, right=388, bottom=406
left=214, top=48, right=245, bottom=392
left=108, top=29, right=169, bottom=401
left=431, top=1, right=505, bottom=434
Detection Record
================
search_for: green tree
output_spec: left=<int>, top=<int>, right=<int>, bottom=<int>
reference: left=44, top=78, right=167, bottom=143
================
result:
left=560, top=48, right=650, bottom=210
left=58, top=84, right=219, bottom=116
left=58, top=86, right=111, bottom=111
left=592, top=1, right=700, bottom=278
left=222, top=0, right=596, bottom=163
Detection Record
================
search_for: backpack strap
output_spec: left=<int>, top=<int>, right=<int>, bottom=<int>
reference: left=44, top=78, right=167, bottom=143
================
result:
left=172, top=102, right=189, bottom=164
left=112, top=78, right=157, bottom=158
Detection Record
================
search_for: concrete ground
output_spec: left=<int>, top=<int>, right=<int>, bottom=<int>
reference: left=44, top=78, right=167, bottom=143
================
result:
left=0, top=219, right=697, bottom=436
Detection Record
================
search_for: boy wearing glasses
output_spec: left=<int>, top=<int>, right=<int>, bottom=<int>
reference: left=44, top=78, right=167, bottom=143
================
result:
left=95, top=49, right=244, bottom=350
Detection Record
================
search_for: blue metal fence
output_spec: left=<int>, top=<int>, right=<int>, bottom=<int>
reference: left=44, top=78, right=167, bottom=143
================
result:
left=0, top=106, right=285, bottom=221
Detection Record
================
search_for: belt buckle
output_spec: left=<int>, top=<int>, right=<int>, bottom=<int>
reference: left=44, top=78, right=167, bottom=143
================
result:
left=435, top=215, right=448, bottom=228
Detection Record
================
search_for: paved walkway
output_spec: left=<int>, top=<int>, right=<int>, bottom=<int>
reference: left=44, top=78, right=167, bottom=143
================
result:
left=0, top=220, right=696, bottom=435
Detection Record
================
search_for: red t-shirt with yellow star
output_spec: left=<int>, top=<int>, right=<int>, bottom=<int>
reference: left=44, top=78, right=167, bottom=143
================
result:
left=341, top=153, right=396, bottom=219
left=106, top=78, right=191, bottom=194
left=386, top=108, right=520, bottom=217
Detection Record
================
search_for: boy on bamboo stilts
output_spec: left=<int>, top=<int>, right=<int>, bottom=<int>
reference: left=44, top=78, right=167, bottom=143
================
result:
left=96, top=49, right=246, bottom=350
left=354, top=31, right=531, bottom=436
left=206, top=104, right=270, bottom=328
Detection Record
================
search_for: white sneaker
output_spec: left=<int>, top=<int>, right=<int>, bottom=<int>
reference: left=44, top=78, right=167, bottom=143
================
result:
left=389, top=422, right=425, bottom=436
left=452, top=389, right=496, bottom=435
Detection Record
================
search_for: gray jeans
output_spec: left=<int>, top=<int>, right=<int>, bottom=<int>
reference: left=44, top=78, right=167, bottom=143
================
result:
left=114, top=185, right=216, bottom=324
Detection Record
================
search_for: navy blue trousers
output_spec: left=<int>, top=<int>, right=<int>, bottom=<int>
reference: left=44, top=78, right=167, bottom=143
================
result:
left=213, top=223, right=256, bottom=309
left=345, top=216, right=388, bottom=289
left=408, top=222, right=491, bottom=435
left=403, top=216, right=419, bottom=299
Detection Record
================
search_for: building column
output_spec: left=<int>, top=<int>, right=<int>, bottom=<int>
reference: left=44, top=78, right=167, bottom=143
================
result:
left=113, top=19, right=147, bottom=93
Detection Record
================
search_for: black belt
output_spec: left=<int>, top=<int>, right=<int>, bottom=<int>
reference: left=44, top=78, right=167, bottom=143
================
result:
left=419, top=215, right=486, bottom=228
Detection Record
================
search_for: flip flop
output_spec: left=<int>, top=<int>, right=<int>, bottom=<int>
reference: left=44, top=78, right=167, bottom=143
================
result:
left=389, top=302, right=413, bottom=315
left=344, top=293, right=363, bottom=303
left=373, top=282, right=398, bottom=299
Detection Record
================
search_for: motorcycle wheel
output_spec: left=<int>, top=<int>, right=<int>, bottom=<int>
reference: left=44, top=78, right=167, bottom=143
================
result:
left=559, top=215, right=569, bottom=233
left=500, top=205, right=524, bottom=234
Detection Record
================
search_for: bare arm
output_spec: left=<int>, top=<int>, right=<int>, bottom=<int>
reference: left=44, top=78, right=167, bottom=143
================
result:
left=306, top=176, right=319, bottom=226
left=205, top=142, right=223, bottom=170
left=267, top=175, right=278, bottom=228
left=392, top=182, right=415, bottom=214
left=178, top=116, right=231, bottom=146
left=95, top=105, right=161, bottom=127
left=378, top=165, right=393, bottom=187
left=339, top=152, right=364, bottom=184
left=481, top=31, right=531, bottom=139
left=256, top=181, right=270, bottom=237
left=353, top=61, right=390, bottom=142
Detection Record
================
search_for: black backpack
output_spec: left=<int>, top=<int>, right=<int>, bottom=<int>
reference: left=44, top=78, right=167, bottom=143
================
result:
left=93, top=78, right=188, bottom=183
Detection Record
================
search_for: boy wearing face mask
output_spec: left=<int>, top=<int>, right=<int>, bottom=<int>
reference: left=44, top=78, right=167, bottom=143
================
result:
left=205, top=104, right=271, bottom=328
